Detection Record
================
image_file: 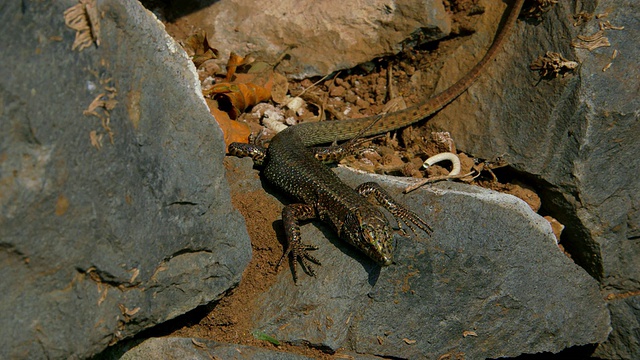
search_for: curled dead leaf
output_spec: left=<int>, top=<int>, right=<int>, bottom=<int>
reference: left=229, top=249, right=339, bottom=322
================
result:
left=206, top=99, right=251, bottom=150
left=183, top=30, right=219, bottom=67
left=205, top=82, right=271, bottom=119
left=125, top=307, right=140, bottom=316
left=225, top=52, right=254, bottom=82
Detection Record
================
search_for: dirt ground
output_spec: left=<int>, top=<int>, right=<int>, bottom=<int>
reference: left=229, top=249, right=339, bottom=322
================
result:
left=140, top=1, right=565, bottom=358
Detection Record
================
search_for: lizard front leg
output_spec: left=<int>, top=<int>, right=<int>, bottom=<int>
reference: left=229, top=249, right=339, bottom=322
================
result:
left=228, top=143, right=267, bottom=166
left=356, top=182, right=432, bottom=236
left=279, top=203, right=322, bottom=283
left=312, top=114, right=385, bottom=163
left=311, top=137, right=382, bottom=164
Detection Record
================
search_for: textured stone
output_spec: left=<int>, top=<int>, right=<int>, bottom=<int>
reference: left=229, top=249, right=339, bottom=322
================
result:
left=104, top=337, right=314, bottom=360
left=158, top=0, right=451, bottom=79
left=595, top=295, right=640, bottom=359
left=420, top=1, right=639, bottom=357
left=0, top=0, right=250, bottom=358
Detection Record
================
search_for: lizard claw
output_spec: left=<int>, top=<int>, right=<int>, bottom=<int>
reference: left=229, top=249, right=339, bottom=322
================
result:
left=395, top=207, right=432, bottom=236
left=356, top=182, right=432, bottom=237
left=277, top=240, right=321, bottom=283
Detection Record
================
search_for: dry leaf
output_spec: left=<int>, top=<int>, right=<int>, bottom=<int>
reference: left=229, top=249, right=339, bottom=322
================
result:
left=207, top=99, right=251, bottom=150
left=183, top=30, right=219, bottom=67
left=205, top=82, right=271, bottom=119
left=225, top=52, right=247, bottom=82
left=83, top=74, right=118, bottom=145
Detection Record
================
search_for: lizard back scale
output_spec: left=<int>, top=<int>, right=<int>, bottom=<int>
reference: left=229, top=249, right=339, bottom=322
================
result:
left=229, top=0, right=525, bottom=282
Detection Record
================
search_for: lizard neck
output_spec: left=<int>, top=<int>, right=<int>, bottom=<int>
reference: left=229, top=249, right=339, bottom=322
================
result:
left=288, top=0, right=524, bottom=147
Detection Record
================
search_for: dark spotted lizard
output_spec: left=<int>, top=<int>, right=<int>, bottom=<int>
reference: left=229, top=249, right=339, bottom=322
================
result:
left=229, top=0, right=525, bottom=282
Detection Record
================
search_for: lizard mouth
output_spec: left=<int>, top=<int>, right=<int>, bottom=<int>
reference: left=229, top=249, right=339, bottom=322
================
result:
left=379, top=255, right=393, bottom=266
left=361, top=247, right=392, bottom=266
left=363, top=231, right=394, bottom=266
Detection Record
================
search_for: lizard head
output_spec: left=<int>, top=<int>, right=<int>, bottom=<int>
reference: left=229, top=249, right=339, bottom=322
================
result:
left=342, top=207, right=394, bottom=266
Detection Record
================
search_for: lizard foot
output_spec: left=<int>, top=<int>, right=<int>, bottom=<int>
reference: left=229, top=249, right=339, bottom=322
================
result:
left=277, top=241, right=321, bottom=284
left=356, top=182, right=432, bottom=236
left=280, top=203, right=321, bottom=283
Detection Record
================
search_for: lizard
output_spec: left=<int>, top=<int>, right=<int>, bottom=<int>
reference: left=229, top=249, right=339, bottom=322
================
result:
left=229, top=0, right=525, bottom=282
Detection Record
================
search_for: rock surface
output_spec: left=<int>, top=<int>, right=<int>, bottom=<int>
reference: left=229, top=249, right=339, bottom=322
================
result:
left=226, top=158, right=610, bottom=359
left=0, top=0, right=250, bottom=358
left=418, top=1, right=639, bottom=358
left=2, top=0, right=635, bottom=358
left=103, top=337, right=315, bottom=360
left=158, top=0, right=451, bottom=79
left=596, top=295, right=640, bottom=359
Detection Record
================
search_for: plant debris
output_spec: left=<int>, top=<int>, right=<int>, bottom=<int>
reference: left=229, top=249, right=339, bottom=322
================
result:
left=83, top=71, right=118, bottom=149
left=529, top=51, right=579, bottom=78
left=521, top=0, right=558, bottom=19
left=63, top=0, right=100, bottom=51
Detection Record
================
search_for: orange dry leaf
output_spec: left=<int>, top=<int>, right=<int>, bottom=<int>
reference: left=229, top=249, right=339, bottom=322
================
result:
left=205, top=82, right=271, bottom=119
left=206, top=99, right=251, bottom=150
left=183, top=30, right=219, bottom=67
left=224, top=52, right=255, bottom=82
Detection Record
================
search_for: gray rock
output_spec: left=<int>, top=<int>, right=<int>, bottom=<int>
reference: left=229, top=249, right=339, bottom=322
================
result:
left=423, top=1, right=639, bottom=358
left=0, top=0, right=250, bottom=359
left=106, top=337, right=313, bottom=360
left=161, top=0, right=451, bottom=79
left=226, top=158, right=610, bottom=358
left=594, top=295, right=640, bottom=359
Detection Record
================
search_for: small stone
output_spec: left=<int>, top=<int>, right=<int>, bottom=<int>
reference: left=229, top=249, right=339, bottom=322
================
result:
left=355, top=97, right=369, bottom=109
left=544, top=216, right=565, bottom=243
left=344, top=91, right=358, bottom=104
left=330, top=85, right=346, bottom=97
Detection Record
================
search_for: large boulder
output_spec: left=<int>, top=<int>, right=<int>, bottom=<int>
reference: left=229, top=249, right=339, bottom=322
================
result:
left=156, top=0, right=451, bottom=79
left=0, top=0, right=251, bottom=358
left=423, top=1, right=639, bottom=357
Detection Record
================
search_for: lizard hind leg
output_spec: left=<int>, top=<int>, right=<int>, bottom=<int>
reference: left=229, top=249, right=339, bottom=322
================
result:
left=356, top=182, right=432, bottom=236
left=278, top=203, right=322, bottom=283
